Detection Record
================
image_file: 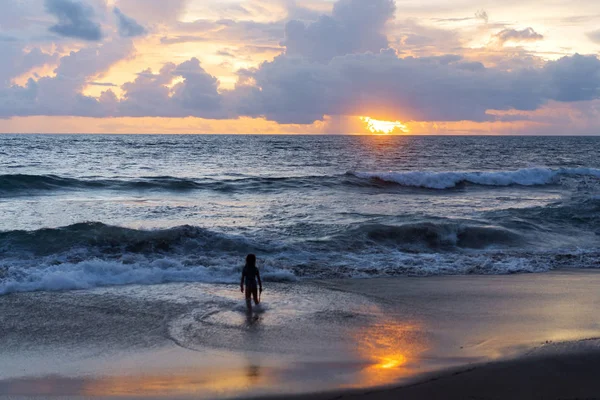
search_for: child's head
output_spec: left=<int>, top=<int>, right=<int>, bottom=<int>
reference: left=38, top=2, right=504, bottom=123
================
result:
left=246, top=254, right=256, bottom=267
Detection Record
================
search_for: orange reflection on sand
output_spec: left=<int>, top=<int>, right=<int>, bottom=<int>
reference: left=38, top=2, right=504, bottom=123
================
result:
left=350, top=320, right=427, bottom=388
left=81, top=365, right=272, bottom=397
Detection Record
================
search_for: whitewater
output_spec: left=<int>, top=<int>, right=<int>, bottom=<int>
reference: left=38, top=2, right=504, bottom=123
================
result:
left=1, top=134, right=599, bottom=295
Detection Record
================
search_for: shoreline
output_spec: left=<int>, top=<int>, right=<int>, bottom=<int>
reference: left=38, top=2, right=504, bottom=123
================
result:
left=3, top=269, right=600, bottom=399
left=251, top=337, right=600, bottom=400
left=3, top=338, right=600, bottom=400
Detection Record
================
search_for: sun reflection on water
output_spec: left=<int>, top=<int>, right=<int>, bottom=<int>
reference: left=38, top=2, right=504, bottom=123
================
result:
left=349, top=320, right=426, bottom=388
left=80, top=364, right=273, bottom=397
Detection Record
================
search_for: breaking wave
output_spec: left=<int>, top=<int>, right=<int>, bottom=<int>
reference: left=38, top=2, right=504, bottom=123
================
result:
left=0, top=218, right=598, bottom=295
left=350, top=167, right=600, bottom=189
left=0, top=174, right=336, bottom=196
left=0, top=221, right=523, bottom=258
left=3, top=167, right=600, bottom=196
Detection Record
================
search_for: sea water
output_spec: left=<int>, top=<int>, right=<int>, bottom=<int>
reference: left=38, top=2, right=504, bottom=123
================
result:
left=1, top=134, right=599, bottom=294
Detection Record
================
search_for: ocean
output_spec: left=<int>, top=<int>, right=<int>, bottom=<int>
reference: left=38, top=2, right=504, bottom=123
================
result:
left=1, top=134, right=599, bottom=295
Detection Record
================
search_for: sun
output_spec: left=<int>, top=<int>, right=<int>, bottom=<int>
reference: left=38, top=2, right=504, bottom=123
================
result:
left=360, top=116, right=409, bottom=135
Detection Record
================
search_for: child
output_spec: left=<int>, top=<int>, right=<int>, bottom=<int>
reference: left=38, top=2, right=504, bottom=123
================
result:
left=240, top=254, right=263, bottom=312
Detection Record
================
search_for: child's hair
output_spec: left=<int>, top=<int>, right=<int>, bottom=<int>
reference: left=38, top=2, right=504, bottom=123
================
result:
left=245, top=254, right=257, bottom=268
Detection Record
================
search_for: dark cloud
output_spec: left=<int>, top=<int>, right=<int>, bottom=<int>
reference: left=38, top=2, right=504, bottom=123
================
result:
left=114, top=7, right=147, bottom=38
left=117, top=58, right=224, bottom=119
left=45, top=0, right=103, bottom=41
left=229, top=51, right=544, bottom=123
left=171, top=58, right=222, bottom=113
left=227, top=51, right=600, bottom=124
left=283, top=0, right=396, bottom=62
left=544, top=54, right=600, bottom=102
left=89, top=81, right=118, bottom=87
left=494, top=27, right=543, bottom=45
left=587, top=29, right=600, bottom=44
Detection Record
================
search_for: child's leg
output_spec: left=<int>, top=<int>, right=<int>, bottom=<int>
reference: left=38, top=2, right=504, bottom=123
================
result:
left=245, top=285, right=252, bottom=312
left=252, top=286, right=259, bottom=305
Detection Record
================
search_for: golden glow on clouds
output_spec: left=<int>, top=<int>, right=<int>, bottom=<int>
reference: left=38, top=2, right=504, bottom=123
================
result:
left=360, top=116, right=410, bottom=134
left=0, top=113, right=568, bottom=135
left=4, top=0, right=600, bottom=134
left=0, top=116, right=329, bottom=134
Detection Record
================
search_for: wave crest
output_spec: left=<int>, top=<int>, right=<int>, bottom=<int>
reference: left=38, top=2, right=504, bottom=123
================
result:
left=349, top=167, right=600, bottom=189
left=0, top=222, right=265, bottom=257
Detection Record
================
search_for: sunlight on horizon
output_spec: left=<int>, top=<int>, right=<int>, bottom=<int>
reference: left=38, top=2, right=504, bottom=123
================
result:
left=360, top=117, right=410, bottom=135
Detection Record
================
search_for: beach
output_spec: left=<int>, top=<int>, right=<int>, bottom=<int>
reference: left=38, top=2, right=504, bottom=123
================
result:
left=2, top=269, right=600, bottom=399
left=4, top=0, right=600, bottom=394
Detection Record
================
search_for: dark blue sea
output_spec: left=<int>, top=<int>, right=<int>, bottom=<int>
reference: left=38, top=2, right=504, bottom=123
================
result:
left=1, top=134, right=599, bottom=294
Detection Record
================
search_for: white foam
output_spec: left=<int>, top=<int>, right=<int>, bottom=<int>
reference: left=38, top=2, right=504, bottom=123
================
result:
left=352, top=167, right=600, bottom=189
left=0, top=259, right=295, bottom=295
left=1, top=248, right=598, bottom=295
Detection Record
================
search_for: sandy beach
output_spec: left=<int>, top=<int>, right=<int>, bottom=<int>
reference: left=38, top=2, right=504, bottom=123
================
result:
left=2, top=269, right=600, bottom=399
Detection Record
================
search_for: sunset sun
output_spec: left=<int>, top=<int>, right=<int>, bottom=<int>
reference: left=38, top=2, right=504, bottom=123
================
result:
left=360, top=117, right=410, bottom=135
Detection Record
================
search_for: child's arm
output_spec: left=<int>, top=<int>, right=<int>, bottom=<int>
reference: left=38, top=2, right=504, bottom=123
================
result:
left=257, top=268, right=262, bottom=292
left=240, top=269, right=245, bottom=292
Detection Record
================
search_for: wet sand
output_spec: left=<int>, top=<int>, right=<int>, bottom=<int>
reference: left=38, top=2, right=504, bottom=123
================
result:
left=261, top=341, right=600, bottom=400
left=2, top=270, right=600, bottom=399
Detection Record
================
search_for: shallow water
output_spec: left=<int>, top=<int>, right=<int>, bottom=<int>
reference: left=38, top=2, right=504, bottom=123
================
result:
left=3, top=271, right=600, bottom=398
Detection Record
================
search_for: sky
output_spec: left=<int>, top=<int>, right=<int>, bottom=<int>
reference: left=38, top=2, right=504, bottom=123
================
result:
left=1, top=0, right=599, bottom=134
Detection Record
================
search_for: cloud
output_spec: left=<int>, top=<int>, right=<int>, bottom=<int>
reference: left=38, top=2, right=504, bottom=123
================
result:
left=3, top=0, right=600, bottom=132
left=0, top=40, right=134, bottom=118
left=89, top=81, right=118, bottom=87
left=493, top=27, right=543, bottom=45
left=544, top=54, right=600, bottom=102
left=0, top=42, right=59, bottom=86
left=283, top=0, right=396, bottom=62
left=284, top=0, right=324, bottom=21
left=116, top=58, right=225, bottom=119
left=44, top=0, right=103, bottom=41
left=433, top=9, right=489, bottom=24
left=160, top=35, right=209, bottom=45
left=171, top=58, right=222, bottom=113
left=114, top=7, right=147, bottom=38
left=475, top=9, right=489, bottom=23
left=166, top=17, right=284, bottom=43
left=217, top=50, right=236, bottom=57
left=587, top=29, right=600, bottom=44
left=2, top=50, right=600, bottom=125
left=228, top=50, right=544, bottom=123
left=114, top=0, right=188, bottom=24
left=227, top=51, right=600, bottom=124
left=0, top=0, right=45, bottom=30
